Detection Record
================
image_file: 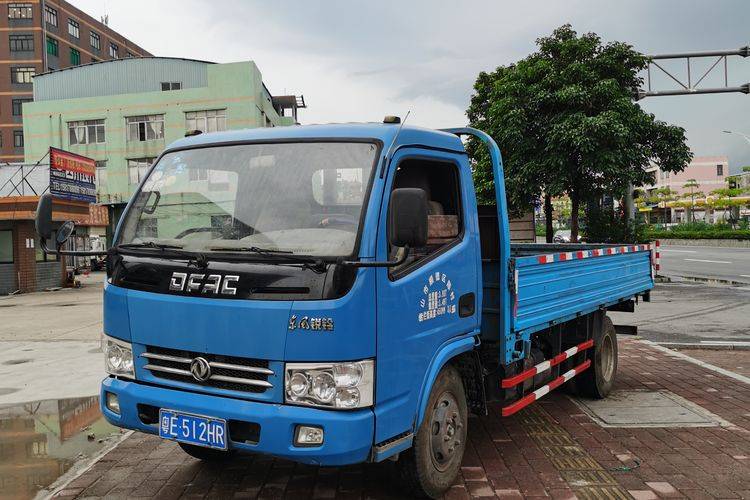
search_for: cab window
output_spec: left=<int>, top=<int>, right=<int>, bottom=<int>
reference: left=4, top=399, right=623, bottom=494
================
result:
left=389, top=158, right=462, bottom=277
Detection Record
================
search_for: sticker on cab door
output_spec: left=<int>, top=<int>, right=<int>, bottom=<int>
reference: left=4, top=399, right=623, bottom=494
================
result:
left=418, top=271, right=456, bottom=322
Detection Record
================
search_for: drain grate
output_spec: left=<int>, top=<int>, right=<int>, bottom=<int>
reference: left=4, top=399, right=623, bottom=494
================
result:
left=571, top=389, right=729, bottom=428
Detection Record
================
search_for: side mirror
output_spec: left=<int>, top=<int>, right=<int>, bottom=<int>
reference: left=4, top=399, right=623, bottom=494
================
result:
left=56, top=220, right=75, bottom=246
left=35, top=193, right=53, bottom=240
left=388, top=188, right=428, bottom=248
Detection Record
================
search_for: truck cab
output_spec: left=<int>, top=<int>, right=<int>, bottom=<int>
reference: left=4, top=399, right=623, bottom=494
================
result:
left=35, top=120, right=653, bottom=498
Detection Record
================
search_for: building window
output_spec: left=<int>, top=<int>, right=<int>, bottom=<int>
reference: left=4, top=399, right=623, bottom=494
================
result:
left=161, top=82, right=181, bottom=91
left=0, top=230, right=12, bottom=263
left=109, top=42, right=118, bottom=59
left=10, top=66, right=34, bottom=83
left=95, top=160, right=108, bottom=195
left=127, top=157, right=156, bottom=185
left=12, top=98, right=31, bottom=116
left=185, top=109, right=226, bottom=133
left=126, top=115, right=164, bottom=142
left=9, top=34, right=34, bottom=51
left=90, top=31, right=100, bottom=50
left=8, top=3, right=32, bottom=19
left=68, top=119, right=105, bottom=145
left=70, top=48, right=80, bottom=66
left=13, top=130, right=23, bottom=148
left=44, top=5, right=57, bottom=26
left=68, top=18, right=79, bottom=38
left=189, top=168, right=208, bottom=181
left=46, top=36, right=58, bottom=56
left=717, top=164, right=724, bottom=176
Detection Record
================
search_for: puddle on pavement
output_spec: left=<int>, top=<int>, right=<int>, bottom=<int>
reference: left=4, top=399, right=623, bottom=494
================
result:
left=0, top=395, right=120, bottom=500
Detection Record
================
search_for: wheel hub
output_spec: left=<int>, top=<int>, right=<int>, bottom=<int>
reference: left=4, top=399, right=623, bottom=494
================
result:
left=429, top=391, right=463, bottom=472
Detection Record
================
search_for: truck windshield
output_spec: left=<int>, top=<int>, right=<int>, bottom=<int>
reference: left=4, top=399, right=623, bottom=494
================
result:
left=116, top=141, right=378, bottom=257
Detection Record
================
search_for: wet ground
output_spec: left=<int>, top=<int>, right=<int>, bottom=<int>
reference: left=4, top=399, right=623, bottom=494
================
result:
left=0, top=395, right=121, bottom=500
left=0, top=273, right=114, bottom=500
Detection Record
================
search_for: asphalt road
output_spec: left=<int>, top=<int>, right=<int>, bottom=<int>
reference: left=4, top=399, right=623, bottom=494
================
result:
left=609, top=281, right=750, bottom=344
left=659, top=244, right=750, bottom=283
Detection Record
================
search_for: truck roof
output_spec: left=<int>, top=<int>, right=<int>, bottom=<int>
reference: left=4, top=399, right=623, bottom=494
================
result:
left=165, top=122, right=467, bottom=154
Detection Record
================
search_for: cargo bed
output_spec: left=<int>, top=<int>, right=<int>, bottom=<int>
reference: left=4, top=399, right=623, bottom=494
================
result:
left=477, top=209, right=653, bottom=365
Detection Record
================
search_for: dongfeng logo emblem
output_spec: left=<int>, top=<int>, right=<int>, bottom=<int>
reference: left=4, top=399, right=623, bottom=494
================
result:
left=169, top=272, right=239, bottom=296
left=190, top=357, right=212, bottom=382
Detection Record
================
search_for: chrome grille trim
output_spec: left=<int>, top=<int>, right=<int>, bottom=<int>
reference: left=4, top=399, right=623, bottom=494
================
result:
left=141, top=352, right=192, bottom=364
left=143, top=364, right=191, bottom=376
left=209, top=361, right=274, bottom=375
left=140, top=347, right=274, bottom=394
left=210, top=374, right=273, bottom=388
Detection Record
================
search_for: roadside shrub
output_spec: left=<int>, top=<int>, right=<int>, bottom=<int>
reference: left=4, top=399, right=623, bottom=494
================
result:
left=645, top=222, right=750, bottom=240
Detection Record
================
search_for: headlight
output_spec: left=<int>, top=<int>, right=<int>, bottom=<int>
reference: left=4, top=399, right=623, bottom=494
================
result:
left=285, top=360, right=374, bottom=409
left=102, top=335, right=134, bottom=379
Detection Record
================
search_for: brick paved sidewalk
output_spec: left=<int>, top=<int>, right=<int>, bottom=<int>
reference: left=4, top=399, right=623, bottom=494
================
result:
left=53, top=339, right=750, bottom=499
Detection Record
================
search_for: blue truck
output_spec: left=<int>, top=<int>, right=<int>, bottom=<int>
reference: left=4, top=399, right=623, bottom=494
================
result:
left=35, top=120, right=653, bottom=498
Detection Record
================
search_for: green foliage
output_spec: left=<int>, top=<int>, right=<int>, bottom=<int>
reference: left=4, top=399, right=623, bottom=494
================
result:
left=466, top=24, right=692, bottom=234
left=646, top=221, right=750, bottom=240
left=582, top=206, right=647, bottom=243
left=743, top=166, right=750, bottom=173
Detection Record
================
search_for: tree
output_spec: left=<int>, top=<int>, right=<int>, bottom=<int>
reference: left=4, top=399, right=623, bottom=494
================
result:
left=743, top=166, right=750, bottom=173
left=466, top=25, right=692, bottom=241
left=682, top=179, right=704, bottom=222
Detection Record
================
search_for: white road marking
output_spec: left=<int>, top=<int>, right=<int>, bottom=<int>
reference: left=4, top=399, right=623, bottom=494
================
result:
left=740, top=275, right=750, bottom=278
left=684, top=258, right=732, bottom=264
left=659, top=249, right=697, bottom=253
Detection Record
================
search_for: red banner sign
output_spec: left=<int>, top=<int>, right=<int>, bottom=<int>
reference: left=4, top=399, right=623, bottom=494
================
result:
left=50, top=147, right=96, bottom=176
left=49, top=147, right=97, bottom=203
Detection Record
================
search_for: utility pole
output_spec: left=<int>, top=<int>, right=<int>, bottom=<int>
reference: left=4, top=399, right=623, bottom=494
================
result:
left=624, top=46, right=750, bottom=219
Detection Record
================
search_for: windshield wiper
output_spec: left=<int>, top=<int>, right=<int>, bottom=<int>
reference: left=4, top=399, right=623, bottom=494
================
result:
left=208, top=246, right=326, bottom=272
left=117, top=242, right=208, bottom=268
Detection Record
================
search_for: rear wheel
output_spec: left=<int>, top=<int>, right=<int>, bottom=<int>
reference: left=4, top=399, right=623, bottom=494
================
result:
left=399, top=365, right=467, bottom=498
left=178, top=442, right=236, bottom=461
left=577, top=314, right=618, bottom=398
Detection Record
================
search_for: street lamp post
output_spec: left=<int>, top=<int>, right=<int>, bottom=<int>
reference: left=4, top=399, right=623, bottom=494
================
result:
left=723, top=130, right=750, bottom=146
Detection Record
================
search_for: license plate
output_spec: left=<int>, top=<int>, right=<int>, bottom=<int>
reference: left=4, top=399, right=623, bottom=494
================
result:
left=158, top=409, right=228, bottom=450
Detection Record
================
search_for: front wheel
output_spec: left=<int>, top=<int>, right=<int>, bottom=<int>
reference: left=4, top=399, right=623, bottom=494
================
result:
left=577, top=314, right=618, bottom=399
left=399, top=365, right=468, bottom=498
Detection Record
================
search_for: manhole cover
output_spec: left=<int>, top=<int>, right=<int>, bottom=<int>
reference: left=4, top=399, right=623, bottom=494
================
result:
left=572, top=390, right=729, bottom=428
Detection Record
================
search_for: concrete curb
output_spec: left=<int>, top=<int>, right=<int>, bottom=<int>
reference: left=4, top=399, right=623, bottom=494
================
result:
left=639, top=340, right=750, bottom=386
left=669, top=275, right=750, bottom=286
left=658, top=238, right=750, bottom=248
left=655, top=341, right=750, bottom=351
left=35, top=430, right=134, bottom=500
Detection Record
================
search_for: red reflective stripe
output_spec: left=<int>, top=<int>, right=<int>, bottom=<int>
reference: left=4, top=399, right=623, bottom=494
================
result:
left=500, top=339, right=594, bottom=389
left=501, top=359, right=591, bottom=417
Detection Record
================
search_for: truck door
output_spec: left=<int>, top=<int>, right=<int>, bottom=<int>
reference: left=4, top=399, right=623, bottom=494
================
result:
left=374, top=148, right=480, bottom=444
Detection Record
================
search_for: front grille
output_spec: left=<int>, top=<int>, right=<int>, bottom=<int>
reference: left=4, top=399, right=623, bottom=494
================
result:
left=142, top=346, right=273, bottom=394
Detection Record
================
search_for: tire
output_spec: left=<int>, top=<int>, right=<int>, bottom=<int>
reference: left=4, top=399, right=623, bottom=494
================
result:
left=398, top=365, right=468, bottom=499
left=577, top=314, right=618, bottom=399
left=178, top=442, right=236, bottom=461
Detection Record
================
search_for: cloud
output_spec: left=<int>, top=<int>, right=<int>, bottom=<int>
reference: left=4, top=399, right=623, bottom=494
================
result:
left=71, top=0, right=750, bottom=170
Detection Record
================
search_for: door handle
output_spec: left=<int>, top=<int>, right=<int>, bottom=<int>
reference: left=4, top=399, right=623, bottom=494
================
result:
left=458, top=293, right=475, bottom=318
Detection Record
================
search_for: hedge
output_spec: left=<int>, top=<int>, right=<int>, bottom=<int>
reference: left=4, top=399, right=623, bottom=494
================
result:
left=645, top=229, right=750, bottom=240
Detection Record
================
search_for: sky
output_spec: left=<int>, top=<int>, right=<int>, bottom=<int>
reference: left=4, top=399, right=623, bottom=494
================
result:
left=75, top=0, right=750, bottom=173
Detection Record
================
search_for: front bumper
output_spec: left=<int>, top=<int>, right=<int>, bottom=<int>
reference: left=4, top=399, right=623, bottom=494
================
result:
left=100, top=377, right=374, bottom=466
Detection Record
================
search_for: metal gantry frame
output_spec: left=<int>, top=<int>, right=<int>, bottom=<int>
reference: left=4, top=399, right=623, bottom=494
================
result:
left=635, top=46, right=749, bottom=100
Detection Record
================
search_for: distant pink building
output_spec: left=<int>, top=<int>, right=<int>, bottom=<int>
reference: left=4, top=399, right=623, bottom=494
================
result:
left=647, top=156, right=729, bottom=196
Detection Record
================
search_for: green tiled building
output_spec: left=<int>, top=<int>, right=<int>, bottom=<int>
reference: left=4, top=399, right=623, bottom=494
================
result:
left=23, top=57, right=304, bottom=240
